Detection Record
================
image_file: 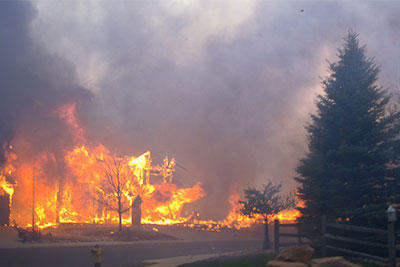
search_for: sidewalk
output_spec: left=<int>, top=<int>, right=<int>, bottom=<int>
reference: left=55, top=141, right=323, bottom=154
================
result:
left=143, top=249, right=271, bottom=267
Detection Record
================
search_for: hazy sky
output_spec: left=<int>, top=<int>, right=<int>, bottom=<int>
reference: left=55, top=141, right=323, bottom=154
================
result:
left=2, top=0, right=400, bottom=218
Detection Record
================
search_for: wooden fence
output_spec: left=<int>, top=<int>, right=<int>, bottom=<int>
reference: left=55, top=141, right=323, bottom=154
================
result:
left=273, top=216, right=397, bottom=267
left=273, top=219, right=309, bottom=253
left=321, top=215, right=396, bottom=267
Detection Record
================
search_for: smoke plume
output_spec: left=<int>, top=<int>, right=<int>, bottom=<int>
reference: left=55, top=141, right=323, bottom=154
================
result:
left=2, top=1, right=400, bottom=219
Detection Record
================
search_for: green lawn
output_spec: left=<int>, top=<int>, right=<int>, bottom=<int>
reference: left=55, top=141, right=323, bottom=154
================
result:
left=179, top=253, right=274, bottom=267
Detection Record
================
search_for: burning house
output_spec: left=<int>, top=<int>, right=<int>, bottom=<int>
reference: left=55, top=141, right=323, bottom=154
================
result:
left=0, top=1, right=311, bottom=233
left=0, top=111, right=299, bottom=230
left=1, top=130, right=205, bottom=229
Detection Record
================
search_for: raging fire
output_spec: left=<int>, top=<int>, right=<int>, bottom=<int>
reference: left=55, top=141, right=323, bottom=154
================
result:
left=0, top=103, right=300, bottom=230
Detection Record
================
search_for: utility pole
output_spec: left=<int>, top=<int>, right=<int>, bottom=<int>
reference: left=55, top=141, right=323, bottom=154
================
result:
left=32, top=167, right=35, bottom=232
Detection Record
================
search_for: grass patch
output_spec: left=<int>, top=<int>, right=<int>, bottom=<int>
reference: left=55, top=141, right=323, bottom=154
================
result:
left=179, top=253, right=274, bottom=267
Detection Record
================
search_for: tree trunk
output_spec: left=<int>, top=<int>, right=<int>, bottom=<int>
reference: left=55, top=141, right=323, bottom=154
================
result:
left=263, top=219, right=270, bottom=250
left=119, top=212, right=122, bottom=232
left=118, top=196, right=122, bottom=232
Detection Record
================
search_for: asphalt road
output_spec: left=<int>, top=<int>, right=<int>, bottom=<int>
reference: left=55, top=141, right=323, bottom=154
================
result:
left=0, top=239, right=263, bottom=267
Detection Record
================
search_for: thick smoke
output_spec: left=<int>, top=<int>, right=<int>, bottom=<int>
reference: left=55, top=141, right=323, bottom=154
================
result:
left=3, top=1, right=400, bottom=219
left=0, top=2, right=92, bottom=185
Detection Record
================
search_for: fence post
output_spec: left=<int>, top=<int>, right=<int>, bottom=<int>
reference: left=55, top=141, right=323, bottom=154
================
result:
left=274, top=219, right=280, bottom=254
left=321, top=215, right=327, bottom=257
left=387, top=205, right=396, bottom=267
left=298, top=223, right=303, bottom=244
left=388, top=222, right=396, bottom=267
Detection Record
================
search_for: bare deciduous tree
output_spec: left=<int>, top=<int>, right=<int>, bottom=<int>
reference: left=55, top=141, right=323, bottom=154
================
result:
left=96, top=156, right=135, bottom=232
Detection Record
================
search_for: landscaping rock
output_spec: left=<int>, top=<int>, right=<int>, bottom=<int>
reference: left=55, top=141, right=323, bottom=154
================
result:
left=310, top=256, right=362, bottom=267
left=275, top=245, right=314, bottom=263
left=267, top=260, right=308, bottom=267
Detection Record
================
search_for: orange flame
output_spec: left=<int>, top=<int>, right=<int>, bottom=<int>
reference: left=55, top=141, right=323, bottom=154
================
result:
left=0, top=175, right=14, bottom=203
left=190, top=185, right=300, bottom=230
left=0, top=147, right=16, bottom=210
left=1, top=102, right=299, bottom=230
left=4, top=143, right=206, bottom=228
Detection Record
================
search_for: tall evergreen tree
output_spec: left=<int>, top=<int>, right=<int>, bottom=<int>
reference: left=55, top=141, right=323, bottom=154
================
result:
left=296, top=32, right=400, bottom=229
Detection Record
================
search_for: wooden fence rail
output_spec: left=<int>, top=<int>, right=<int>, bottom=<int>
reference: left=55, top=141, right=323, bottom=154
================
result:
left=273, top=219, right=309, bottom=253
left=321, top=214, right=396, bottom=267
left=274, top=207, right=398, bottom=267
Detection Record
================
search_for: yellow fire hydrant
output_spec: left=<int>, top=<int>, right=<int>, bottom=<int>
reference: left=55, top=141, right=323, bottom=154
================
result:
left=90, top=244, right=102, bottom=267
